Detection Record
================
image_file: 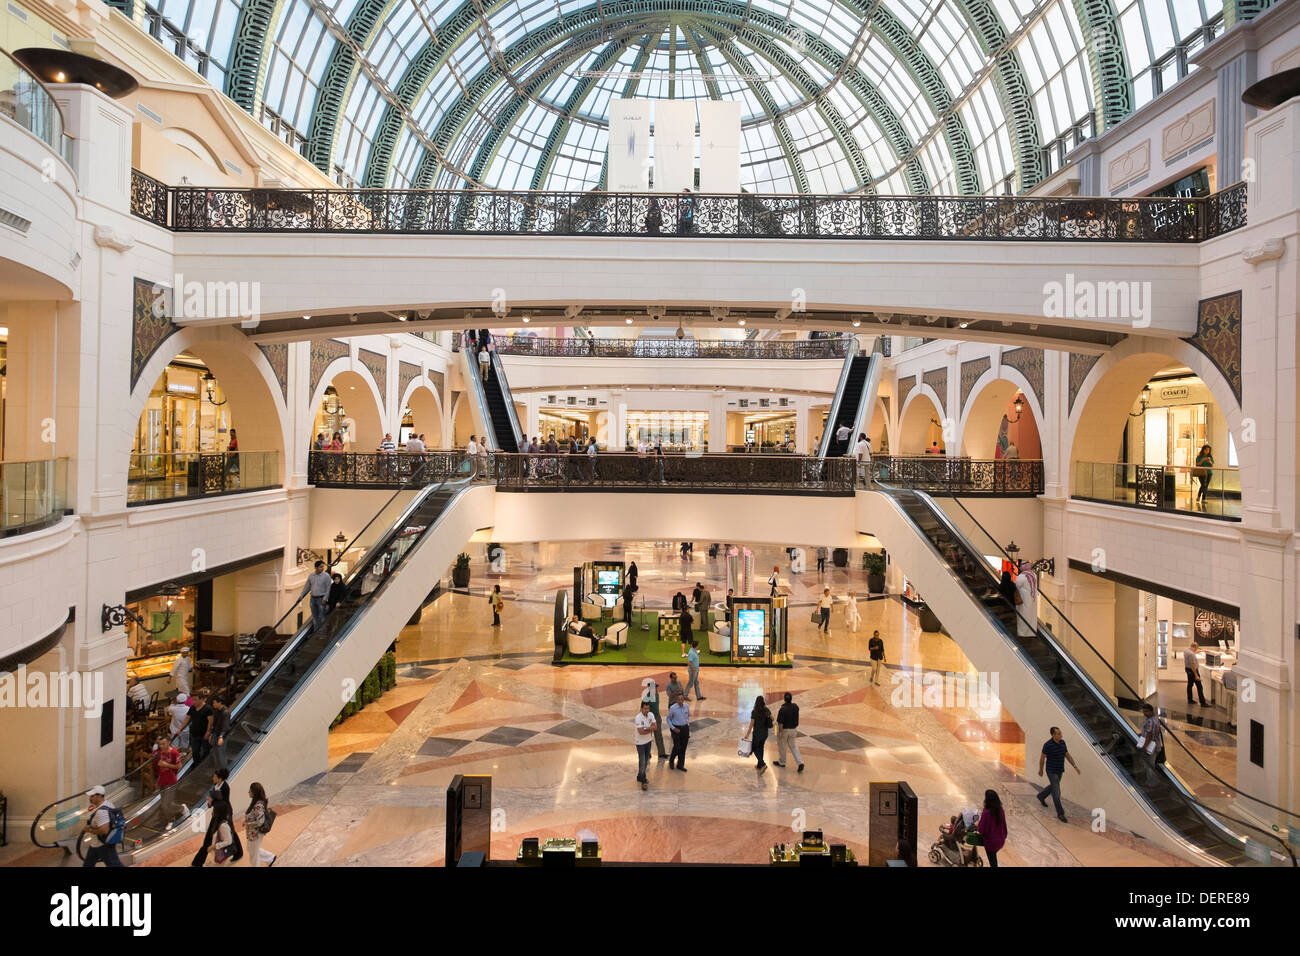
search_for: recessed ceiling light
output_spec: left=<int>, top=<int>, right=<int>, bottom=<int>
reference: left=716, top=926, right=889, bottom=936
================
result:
left=303, top=314, right=311, bottom=320
left=852, top=319, right=861, bottom=327
left=737, top=319, right=745, bottom=326
left=398, top=313, right=408, bottom=321
left=522, top=316, right=530, bottom=323
left=54, top=71, right=66, bottom=82
left=959, top=322, right=968, bottom=329
left=625, top=317, right=633, bottom=324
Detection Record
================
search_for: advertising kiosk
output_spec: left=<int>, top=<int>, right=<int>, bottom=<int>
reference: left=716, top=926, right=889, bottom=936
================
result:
left=728, top=596, right=789, bottom=664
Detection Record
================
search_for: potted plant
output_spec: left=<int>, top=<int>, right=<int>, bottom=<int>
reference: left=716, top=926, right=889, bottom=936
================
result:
left=863, top=552, right=886, bottom=594
left=452, top=551, right=471, bottom=588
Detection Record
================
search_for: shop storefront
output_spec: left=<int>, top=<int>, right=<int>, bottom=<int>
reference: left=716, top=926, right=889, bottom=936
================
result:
left=131, top=356, right=232, bottom=477
left=314, top=384, right=357, bottom=446
left=626, top=410, right=708, bottom=451
left=727, top=410, right=797, bottom=451
left=538, top=408, right=594, bottom=443
left=1123, top=374, right=1236, bottom=499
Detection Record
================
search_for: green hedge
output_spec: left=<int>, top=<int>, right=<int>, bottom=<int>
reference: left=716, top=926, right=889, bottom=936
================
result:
left=331, top=651, right=398, bottom=728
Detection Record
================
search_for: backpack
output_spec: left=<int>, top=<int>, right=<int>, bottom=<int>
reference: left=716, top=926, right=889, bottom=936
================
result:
left=260, top=804, right=276, bottom=834
left=104, top=805, right=127, bottom=845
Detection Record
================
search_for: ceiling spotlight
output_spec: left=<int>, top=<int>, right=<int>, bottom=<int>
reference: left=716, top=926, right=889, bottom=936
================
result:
left=852, top=318, right=861, bottom=327
left=303, top=314, right=311, bottom=321
left=349, top=313, right=358, bottom=322
left=737, top=319, right=746, bottom=326
left=522, top=315, right=530, bottom=323
left=959, top=322, right=968, bottom=329
left=398, top=313, right=408, bottom=321
left=55, top=71, right=66, bottom=82
left=625, top=317, right=633, bottom=324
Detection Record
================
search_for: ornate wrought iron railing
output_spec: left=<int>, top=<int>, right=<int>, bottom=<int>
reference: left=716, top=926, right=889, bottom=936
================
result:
left=308, top=450, right=474, bottom=488
left=494, top=336, right=851, bottom=359
left=1072, top=460, right=1241, bottom=520
left=130, top=168, right=170, bottom=228
left=129, top=170, right=1249, bottom=243
left=874, top=456, right=1044, bottom=495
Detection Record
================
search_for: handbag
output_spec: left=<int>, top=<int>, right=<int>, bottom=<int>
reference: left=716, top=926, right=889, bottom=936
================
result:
left=809, top=610, right=820, bottom=624
left=964, top=830, right=983, bottom=846
left=213, top=845, right=230, bottom=864
left=737, top=737, right=753, bottom=757
left=261, top=805, right=276, bottom=834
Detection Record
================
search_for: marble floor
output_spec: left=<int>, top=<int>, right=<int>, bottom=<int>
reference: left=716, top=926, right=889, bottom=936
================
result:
left=1, top=541, right=1202, bottom=867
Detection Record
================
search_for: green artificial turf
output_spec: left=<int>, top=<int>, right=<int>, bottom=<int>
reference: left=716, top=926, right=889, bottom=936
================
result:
left=560, top=609, right=791, bottom=667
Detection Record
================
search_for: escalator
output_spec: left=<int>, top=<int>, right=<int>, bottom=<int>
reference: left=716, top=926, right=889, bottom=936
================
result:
left=32, top=467, right=477, bottom=862
left=465, top=329, right=523, bottom=452
left=871, top=484, right=1296, bottom=866
left=817, top=338, right=882, bottom=458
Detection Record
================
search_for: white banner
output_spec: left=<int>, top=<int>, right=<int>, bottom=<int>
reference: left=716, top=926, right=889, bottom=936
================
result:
left=607, top=98, right=650, bottom=191
left=698, top=100, right=741, bottom=193
left=653, top=99, right=697, bottom=192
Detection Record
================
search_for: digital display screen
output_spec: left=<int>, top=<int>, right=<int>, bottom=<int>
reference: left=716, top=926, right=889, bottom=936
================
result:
left=596, top=569, right=620, bottom=591
left=736, top=609, right=766, bottom=657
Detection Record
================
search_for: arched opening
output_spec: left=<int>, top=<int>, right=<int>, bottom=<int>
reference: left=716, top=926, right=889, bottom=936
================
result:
left=312, top=370, right=383, bottom=450
left=899, top=391, right=945, bottom=455
left=962, top=378, right=1041, bottom=460
left=128, top=342, right=285, bottom=503
left=402, top=384, right=443, bottom=447
left=868, top=397, right=890, bottom=455
left=452, top=392, right=475, bottom=446
left=1071, top=353, right=1239, bottom=517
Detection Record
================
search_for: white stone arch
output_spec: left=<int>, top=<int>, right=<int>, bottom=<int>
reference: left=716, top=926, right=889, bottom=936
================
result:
left=399, top=376, right=445, bottom=447
left=1065, top=335, right=1244, bottom=497
left=898, top=385, right=946, bottom=454
left=306, top=356, right=386, bottom=450
left=125, top=325, right=290, bottom=484
left=868, top=396, right=892, bottom=454
left=958, top=366, right=1047, bottom=467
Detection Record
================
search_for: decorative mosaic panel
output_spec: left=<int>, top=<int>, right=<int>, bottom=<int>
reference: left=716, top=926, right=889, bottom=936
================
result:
left=359, top=348, right=388, bottom=393
left=879, top=395, right=890, bottom=418
left=131, top=277, right=178, bottom=391
left=257, top=343, right=289, bottom=403
left=1068, top=352, right=1103, bottom=415
left=1185, top=291, right=1241, bottom=404
left=309, top=339, right=350, bottom=397
left=897, top=375, right=916, bottom=410
left=398, top=360, right=422, bottom=400
left=959, top=356, right=991, bottom=412
left=428, top=369, right=445, bottom=398
left=922, top=367, right=948, bottom=417
left=1000, top=347, right=1044, bottom=411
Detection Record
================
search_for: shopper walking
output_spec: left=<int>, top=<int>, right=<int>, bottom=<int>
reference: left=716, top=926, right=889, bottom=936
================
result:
left=642, top=678, right=667, bottom=760
left=490, top=584, right=504, bottom=627
left=1184, top=641, right=1209, bottom=706
left=466, top=435, right=479, bottom=478
left=744, top=695, right=773, bottom=773
left=817, top=586, right=833, bottom=635
left=679, top=606, right=695, bottom=659
left=305, top=560, right=332, bottom=632
left=208, top=696, right=231, bottom=769
left=816, top=546, right=828, bottom=573
left=665, top=672, right=684, bottom=712
left=628, top=560, right=639, bottom=594
left=773, top=691, right=804, bottom=772
left=633, top=700, right=657, bottom=791
left=1194, top=443, right=1214, bottom=507
left=586, top=437, right=598, bottom=480
left=1035, top=726, right=1081, bottom=822
left=623, top=581, right=635, bottom=624
left=868, top=629, right=886, bottom=685
left=694, top=582, right=711, bottom=630
left=82, top=786, right=123, bottom=867
left=854, top=433, right=871, bottom=486
left=844, top=590, right=861, bottom=633
left=975, top=789, right=1007, bottom=867
left=210, top=800, right=238, bottom=865
left=171, top=647, right=192, bottom=696
left=226, top=428, right=240, bottom=486
left=685, top=640, right=704, bottom=701
left=245, top=782, right=277, bottom=867
left=769, top=565, right=780, bottom=597
left=667, top=693, right=691, bottom=770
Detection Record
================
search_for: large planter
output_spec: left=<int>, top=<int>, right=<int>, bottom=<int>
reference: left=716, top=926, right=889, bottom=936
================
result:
left=832, top=548, right=849, bottom=567
left=867, top=572, right=886, bottom=594
left=452, top=566, right=471, bottom=588
left=918, top=604, right=942, bottom=633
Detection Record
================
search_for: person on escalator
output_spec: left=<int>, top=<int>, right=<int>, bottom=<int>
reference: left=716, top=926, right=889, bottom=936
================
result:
left=187, top=692, right=212, bottom=765
left=327, top=572, right=347, bottom=612
left=208, top=697, right=231, bottom=770
left=478, top=341, right=491, bottom=382
left=998, top=568, right=1017, bottom=615
left=1014, top=560, right=1037, bottom=638
left=835, top=422, right=851, bottom=448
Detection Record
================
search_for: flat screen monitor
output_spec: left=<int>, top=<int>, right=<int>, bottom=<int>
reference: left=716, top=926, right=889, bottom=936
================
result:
left=736, top=608, right=766, bottom=657
left=596, top=569, right=620, bottom=592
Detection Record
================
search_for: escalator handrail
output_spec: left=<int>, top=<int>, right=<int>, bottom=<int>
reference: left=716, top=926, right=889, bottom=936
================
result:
left=937, top=491, right=1300, bottom=827
left=461, top=336, right=502, bottom=451
left=816, top=336, right=860, bottom=458
left=30, top=461, right=441, bottom=847
left=897, top=488, right=1297, bottom=863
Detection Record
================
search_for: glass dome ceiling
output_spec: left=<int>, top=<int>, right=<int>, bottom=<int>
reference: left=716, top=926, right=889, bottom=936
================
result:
left=118, top=0, right=1250, bottom=194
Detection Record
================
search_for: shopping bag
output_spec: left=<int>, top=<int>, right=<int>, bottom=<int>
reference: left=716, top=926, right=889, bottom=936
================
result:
left=809, top=610, right=820, bottom=624
left=737, top=737, right=753, bottom=757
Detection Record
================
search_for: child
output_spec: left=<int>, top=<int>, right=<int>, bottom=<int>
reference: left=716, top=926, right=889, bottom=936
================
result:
left=844, top=590, right=861, bottom=633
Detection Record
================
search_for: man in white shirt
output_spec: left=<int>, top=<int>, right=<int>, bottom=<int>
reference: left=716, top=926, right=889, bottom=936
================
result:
left=305, top=559, right=333, bottom=631
left=1184, top=642, right=1208, bottom=706
left=466, top=435, right=479, bottom=478
left=379, top=433, right=396, bottom=479
left=633, top=700, right=657, bottom=791
left=478, top=343, right=491, bottom=381
left=169, top=691, right=192, bottom=750
left=82, top=786, right=123, bottom=867
left=817, top=586, right=833, bottom=634
left=127, top=677, right=151, bottom=712
left=1005, top=441, right=1020, bottom=460
left=854, top=434, right=871, bottom=485
left=636, top=438, right=649, bottom=481
left=835, top=422, right=851, bottom=447
left=405, top=433, right=426, bottom=453
left=170, top=648, right=192, bottom=695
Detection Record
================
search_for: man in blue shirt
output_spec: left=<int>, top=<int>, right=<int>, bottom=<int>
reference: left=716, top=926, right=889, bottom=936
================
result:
left=685, top=641, right=705, bottom=701
left=1036, top=726, right=1081, bottom=822
left=667, top=694, right=691, bottom=771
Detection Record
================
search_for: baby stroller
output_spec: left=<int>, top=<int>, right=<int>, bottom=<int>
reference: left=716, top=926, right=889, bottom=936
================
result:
left=928, top=808, right=983, bottom=867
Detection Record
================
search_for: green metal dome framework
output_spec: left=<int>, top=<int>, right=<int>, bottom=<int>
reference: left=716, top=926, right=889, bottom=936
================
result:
left=110, top=0, right=1270, bottom=194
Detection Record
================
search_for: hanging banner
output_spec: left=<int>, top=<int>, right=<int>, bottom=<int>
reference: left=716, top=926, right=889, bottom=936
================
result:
left=698, top=99, right=741, bottom=193
left=653, top=99, right=697, bottom=192
left=607, top=98, right=651, bottom=191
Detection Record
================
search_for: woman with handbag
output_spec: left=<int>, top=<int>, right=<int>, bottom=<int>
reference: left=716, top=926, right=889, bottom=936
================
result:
left=974, top=789, right=1007, bottom=867
left=245, top=782, right=277, bottom=867
left=490, top=585, right=504, bottom=627
left=1194, top=444, right=1213, bottom=508
left=1138, top=703, right=1166, bottom=780
left=211, top=800, right=237, bottom=865
left=743, top=695, right=774, bottom=774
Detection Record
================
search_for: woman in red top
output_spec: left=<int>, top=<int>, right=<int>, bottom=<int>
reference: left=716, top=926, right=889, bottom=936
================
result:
left=976, top=788, right=1008, bottom=867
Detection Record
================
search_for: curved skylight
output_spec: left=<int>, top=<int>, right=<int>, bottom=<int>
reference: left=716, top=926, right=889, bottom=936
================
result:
left=120, top=0, right=1245, bottom=194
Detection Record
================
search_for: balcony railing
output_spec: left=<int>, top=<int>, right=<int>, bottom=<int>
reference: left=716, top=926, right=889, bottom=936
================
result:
left=308, top=450, right=474, bottom=488
left=874, top=456, right=1044, bottom=495
left=0, top=49, right=74, bottom=166
left=496, top=336, right=850, bottom=359
left=1, top=458, right=70, bottom=535
left=129, top=170, right=1248, bottom=243
left=130, top=168, right=170, bottom=228
left=127, top=451, right=280, bottom=505
left=1072, top=460, right=1241, bottom=520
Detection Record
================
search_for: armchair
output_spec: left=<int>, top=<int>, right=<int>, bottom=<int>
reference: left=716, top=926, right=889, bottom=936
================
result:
left=567, top=630, right=595, bottom=655
left=604, top=621, right=629, bottom=647
left=708, top=629, right=731, bottom=654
